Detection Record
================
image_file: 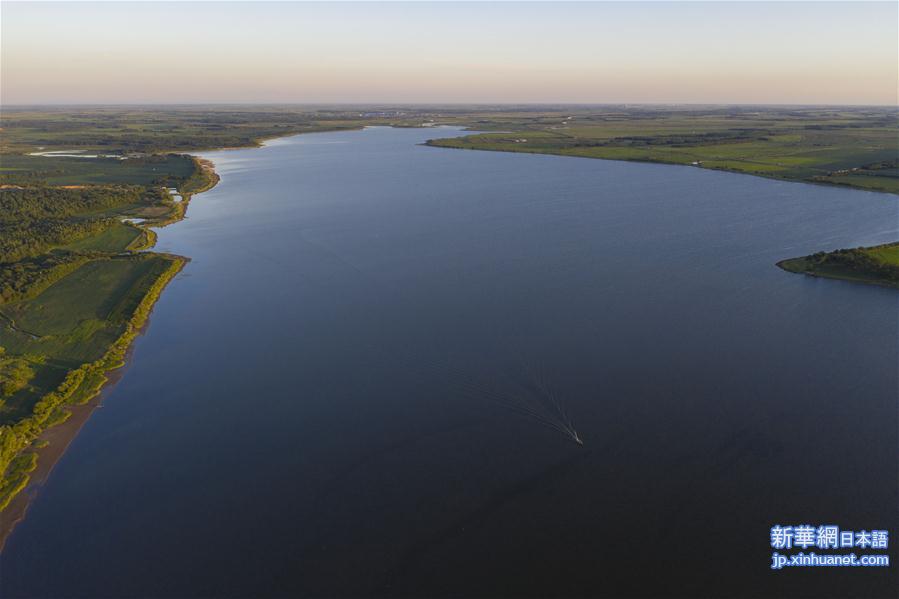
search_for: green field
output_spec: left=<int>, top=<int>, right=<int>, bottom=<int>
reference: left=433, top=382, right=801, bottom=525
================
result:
left=2, top=257, right=168, bottom=347
left=58, top=222, right=144, bottom=253
left=864, top=243, right=899, bottom=266
left=0, top=256, right=175, bottom=422
left=0, top=153, right=197, bottom=187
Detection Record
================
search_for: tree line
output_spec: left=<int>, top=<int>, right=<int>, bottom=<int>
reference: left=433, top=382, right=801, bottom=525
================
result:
left=0, top=186, right=144, bottom=221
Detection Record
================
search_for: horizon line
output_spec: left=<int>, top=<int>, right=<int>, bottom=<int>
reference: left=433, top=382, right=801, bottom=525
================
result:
left=3, top=101, right=898, bottom=109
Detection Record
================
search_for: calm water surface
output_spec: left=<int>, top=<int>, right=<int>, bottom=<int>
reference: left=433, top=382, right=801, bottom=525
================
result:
left=2, top=127, right=897, bottom=598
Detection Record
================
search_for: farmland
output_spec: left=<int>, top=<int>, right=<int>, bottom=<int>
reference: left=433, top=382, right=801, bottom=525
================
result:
left=426, top=106, right=899, bottom=193
left=0, top=153, right=196, bottom=187
left=0, top=256, right=178, bottom=421
left=58, top=222, right=145, bottom=253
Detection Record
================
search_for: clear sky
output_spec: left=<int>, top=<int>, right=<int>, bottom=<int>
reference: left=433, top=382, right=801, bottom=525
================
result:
left=2, top=1, right=897, bottom=105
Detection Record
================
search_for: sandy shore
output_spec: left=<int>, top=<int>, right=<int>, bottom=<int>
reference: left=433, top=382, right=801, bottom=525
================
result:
left=0, top=384, right=109, bottom=551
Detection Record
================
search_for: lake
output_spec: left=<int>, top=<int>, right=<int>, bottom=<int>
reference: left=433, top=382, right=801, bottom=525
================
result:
left=1, top=127, right=896, bottom=597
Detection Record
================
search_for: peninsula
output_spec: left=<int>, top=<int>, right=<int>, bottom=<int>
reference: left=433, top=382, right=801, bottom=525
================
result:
left=777, top=242, right=899, bottom=289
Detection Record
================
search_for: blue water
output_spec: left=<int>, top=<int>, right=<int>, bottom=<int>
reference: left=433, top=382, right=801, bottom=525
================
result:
left=2, top=127, right=896, bottom=598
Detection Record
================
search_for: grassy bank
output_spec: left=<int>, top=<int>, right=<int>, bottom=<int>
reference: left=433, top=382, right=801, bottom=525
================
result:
left=0, top=148, right=216, bottom=527
left=777, top=243, right=899, bottom=289
left=0, top=253, right=185, bottom=511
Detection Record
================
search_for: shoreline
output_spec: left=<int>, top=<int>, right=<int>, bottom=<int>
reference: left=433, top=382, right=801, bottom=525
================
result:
left=0, top=360, right=127, bottom=550
left=0, top=255, right=188, bottom=551
left=0, top=168, right=210, bottom=550
left=0, top=126, right=358, bottom=548
left=423, top=138, right=899, bottom=197
left=3, top=123, right=894, bottom=550
left=776, top=261, right=899, bottom=289
left=425, top=137, right=899, bottom=286
left=0, top=251, right=188, bottom=550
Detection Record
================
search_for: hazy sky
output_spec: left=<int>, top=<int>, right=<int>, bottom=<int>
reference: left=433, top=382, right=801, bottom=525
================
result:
left=2, top=1, right=897, bottom=105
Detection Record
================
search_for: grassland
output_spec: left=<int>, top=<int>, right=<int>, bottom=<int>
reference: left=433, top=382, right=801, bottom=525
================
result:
left=0, top=153, right=197, bottom=187
left=0, top=256, right=175, bottom=415
left=777, top=242, right=899, bottom=288
left=425, top=106, right=899, bottom=194
left=58, top=222, right=144, bottom=253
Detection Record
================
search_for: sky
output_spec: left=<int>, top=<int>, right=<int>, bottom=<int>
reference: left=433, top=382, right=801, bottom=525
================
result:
left=2, top=1, right=897, bottom=106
